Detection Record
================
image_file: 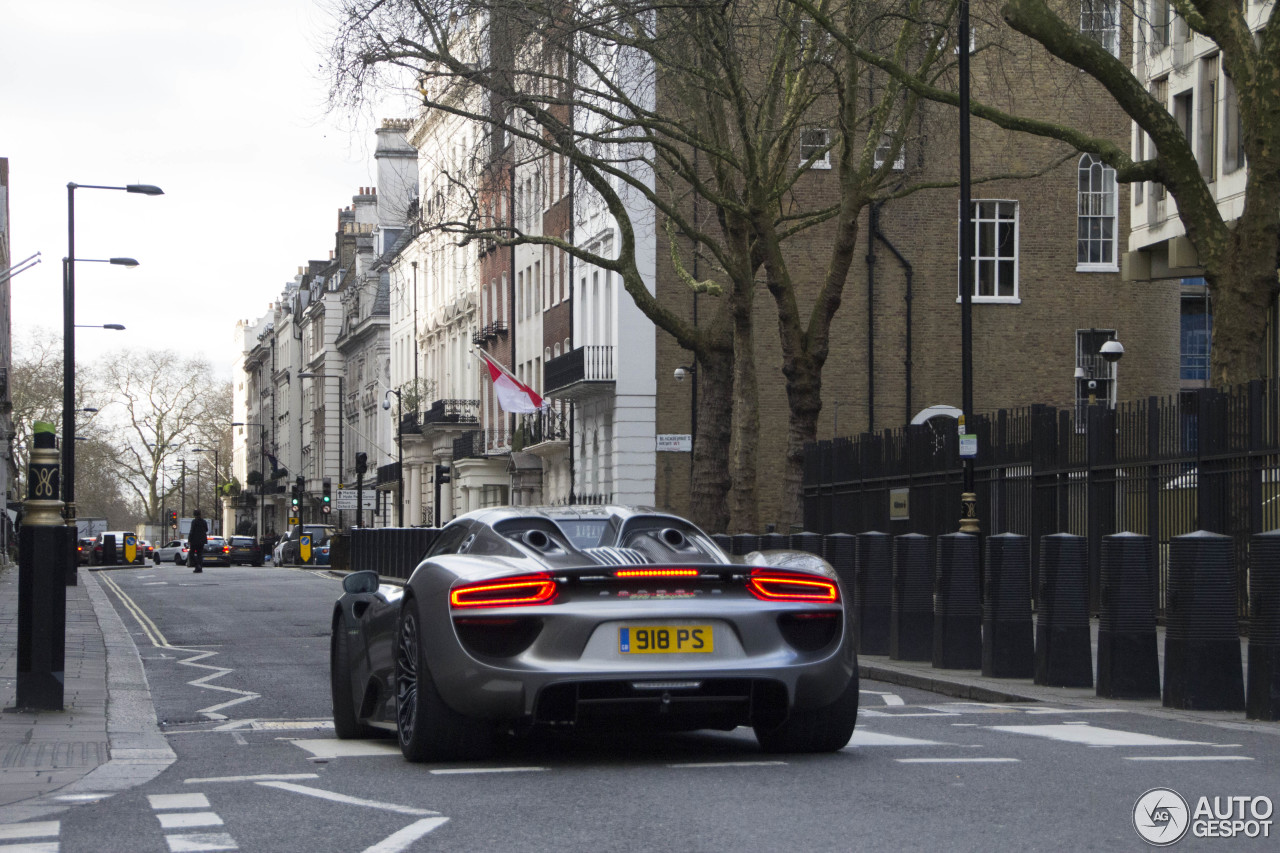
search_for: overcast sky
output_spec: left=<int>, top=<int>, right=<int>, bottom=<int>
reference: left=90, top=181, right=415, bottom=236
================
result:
left=1, top=0, right=415, bottom=378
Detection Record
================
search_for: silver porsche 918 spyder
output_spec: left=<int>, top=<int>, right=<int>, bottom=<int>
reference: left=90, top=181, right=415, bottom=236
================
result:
left=330, top=506, right=858, bottom=761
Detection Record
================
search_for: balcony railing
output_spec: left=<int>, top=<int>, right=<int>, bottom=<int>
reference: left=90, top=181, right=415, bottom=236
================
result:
left=518, top=408, right=568, bottom=449
left=454, top=428, right=513, bottom=460
left=422, top=399, right=481, bottom=426
left=544, top=345, right=616, bottom=399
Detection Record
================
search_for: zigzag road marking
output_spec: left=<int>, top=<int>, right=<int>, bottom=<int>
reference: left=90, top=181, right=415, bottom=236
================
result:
left=99, top=575, right=258, bottom=720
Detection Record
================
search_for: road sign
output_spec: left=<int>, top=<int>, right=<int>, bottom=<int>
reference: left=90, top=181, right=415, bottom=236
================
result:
left=657, top=434, right=692, bottom=452
left=335, top=489, right=377, bottom=510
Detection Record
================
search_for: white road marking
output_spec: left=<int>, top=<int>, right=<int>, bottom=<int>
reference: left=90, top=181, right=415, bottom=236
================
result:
left=896, top=758, right=1021, bottom=764
left=213, top=719, right=333, bottom=732
left=289, top=739, right=401, bottom=759
left=1123, top=756, right=1254, bottom=762
left=861, top=710, right=960, bottom=718
left=986, top=724, right=1211, bottom=748
left=255, top=782, right=438, bottom=817
left=846, top=730, right=951, bottom=747
left=428, top=767, right=547, bottom=775
left=1022, top=708, right=1123, bottom=715
left=165, top=833, right=238, bottom=852
left=184, top=774, right=319, bottom=785
left=0, top=819, right=59, bottom=835
left=666, top=761, right=787, bottom=769
left=149, top=794, right=211, bottom=810
left=0, top=843, right=58, bottom=853
left=0, top=824, right=58, bottom=841
left=52, top=794, right=110, bottom=802
left=158, top=814, right=223, bottom=830
left=143, top=582, right=168, bottom=586
left=860, top=690, right=905, bottom=706
left=359, top=818, right=450, bottom=853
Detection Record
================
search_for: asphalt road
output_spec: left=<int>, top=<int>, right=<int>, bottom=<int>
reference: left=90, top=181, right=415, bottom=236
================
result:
left=20, top=563, right=1280, bottom=852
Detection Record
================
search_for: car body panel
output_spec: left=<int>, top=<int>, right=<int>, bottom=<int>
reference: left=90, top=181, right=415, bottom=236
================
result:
left=226, top=536, right=263, bottom=566
left=332, top=506, right=856, bottom=740
left=155, top=539, right=188, bottom=564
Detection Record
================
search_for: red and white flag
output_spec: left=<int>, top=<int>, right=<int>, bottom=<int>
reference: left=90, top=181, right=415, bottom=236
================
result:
left=477, top=350, right=546, bottom=413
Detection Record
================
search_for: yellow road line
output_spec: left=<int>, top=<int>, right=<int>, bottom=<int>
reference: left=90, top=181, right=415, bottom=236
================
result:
left=99, top=573, right=170, bottom=647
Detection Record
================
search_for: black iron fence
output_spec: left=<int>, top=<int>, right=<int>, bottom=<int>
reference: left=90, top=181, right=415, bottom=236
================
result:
left=803, top=380, right=1280, bottom=619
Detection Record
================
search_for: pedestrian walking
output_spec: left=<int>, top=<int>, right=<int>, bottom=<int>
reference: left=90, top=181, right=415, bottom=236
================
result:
left=188, top=509, right=208, bottom=573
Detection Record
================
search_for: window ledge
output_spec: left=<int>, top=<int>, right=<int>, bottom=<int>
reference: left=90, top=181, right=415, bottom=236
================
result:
left=804, top=161, right=832, bottom=171
left=955, top=296, right=1022, bottom=305
left=1076, top=263, right=1119, bottom=273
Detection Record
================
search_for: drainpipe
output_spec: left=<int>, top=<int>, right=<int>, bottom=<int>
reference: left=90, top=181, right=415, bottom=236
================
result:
left=867, top=204, right=878, bottom=432
left=871, top=201, right=915, bottom=424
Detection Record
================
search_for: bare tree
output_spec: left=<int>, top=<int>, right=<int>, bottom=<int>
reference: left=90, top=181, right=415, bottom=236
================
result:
left=326, top=0, right=989, bottom=526
left=100, top=350, right=230, bottom=522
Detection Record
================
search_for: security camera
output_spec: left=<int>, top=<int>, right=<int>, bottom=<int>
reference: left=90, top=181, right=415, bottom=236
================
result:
left=1087, top=379, right=1098, bottom=391
left=381, top=398, right=391, bottom=411
left=1099, top=339, right=1125, bottom=363
left=673, top=367, right=688, bottom=383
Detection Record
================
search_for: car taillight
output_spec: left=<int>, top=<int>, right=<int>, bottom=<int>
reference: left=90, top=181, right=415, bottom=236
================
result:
left=223, top=546, right=230, bottom=553
left=746, top=570, right=839, bottom=603
left=450, top=573, right=557, bottom=609
left=613, top=568, right=701, bottom=579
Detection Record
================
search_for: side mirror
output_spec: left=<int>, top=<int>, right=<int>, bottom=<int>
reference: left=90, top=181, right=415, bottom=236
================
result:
left=342, top=570, right=379, bottom=595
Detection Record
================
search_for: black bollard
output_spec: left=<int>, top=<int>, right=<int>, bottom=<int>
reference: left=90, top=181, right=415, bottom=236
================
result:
left=853, top=532, right=892, bottom=656
left=1035, top=534, right=1093, bottom=688
left=16, top=422, right=68, bottom=710
left=1097, top=532, right=1160, bottom=699
left=711, top=534, right=732, bottom=556
left=1248, top=531, right=1280, bottom=721
left=890, top=533, right=933, bottom=661
left=790, top=531, right=824, bottom=556
left=731, top=533, right=760, bottom=557
left=983, top=533, right=1034, bottom=678
left=760, top=532, right=789, bottom=551
left=934, top=533, right=982, bottom=669
left=1164, top=531, right=1245, bottom=711
left=821, top=533, right=857, bottom=624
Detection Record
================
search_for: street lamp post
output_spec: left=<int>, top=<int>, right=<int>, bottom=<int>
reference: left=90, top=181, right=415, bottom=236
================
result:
left=298, top=372, right=344, bottom=527
left=383, top=389, right=403, bottom=526
left=63, top=182, right=161, bottom=543
left=957, top=3, right=978, bottom=535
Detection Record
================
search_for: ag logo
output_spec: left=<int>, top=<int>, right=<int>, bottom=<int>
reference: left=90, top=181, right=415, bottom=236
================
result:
left=1134, top=787, right=1190, bottom=846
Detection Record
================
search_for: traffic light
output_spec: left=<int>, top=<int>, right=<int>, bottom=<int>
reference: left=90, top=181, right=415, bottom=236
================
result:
left=168, top=509, right=178, bottom=529
left=435, top=464, right=451, bottom=485
left=355, top=452, right=368, bottom=475
left=322, top=477, right=332, bottom=514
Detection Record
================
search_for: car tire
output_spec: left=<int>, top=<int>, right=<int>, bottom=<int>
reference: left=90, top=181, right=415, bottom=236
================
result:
left=174, top=554, right=183, bottom=566
left=331, top=612, right=377, bottom=739
left=753, top=669, right=859, bottom=754
left=395, top=596, right=497, bottom=762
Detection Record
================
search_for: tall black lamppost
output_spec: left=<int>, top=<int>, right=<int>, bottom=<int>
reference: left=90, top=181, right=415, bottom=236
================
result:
left=957, top=3, right=978, bottom=534
left=232, top=421, right=266, bottom=542
left=63, top=181, right=162, bottom=532
left=298, top=372, right=345, bottom=527
left=383, top=389, right=403, bottom=526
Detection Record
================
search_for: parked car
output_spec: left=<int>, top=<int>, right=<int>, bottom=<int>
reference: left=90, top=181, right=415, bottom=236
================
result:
left=314, top=538, right=332, bottom=567
left=77, top=538, right=94, bottom=565
left=277, top=524, right=337, bottom=565
left=90, top=531, right=145, bottom=565
left=200, top=536, right=230, bottom=567
left=330, top=505, right=858, bottom=761
left=139, top=540, right=155, bottom=562
left=226, top=536, right=264, bottom=566
left=155, top=539, right=190, bottom=565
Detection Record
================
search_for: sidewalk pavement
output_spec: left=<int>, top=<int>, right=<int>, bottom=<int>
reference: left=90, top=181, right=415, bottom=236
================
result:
left=0, top=565, right=1275, bottom=826
left=0, top=565, right=174, bottom=824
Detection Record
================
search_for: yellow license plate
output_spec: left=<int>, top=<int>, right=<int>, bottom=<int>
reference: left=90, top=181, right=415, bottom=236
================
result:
left=619, top=625, right=713, bottom=654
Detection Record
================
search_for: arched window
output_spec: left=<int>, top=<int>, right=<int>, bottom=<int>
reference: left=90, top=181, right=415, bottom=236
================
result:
left=1077, top=154, right=1117, bottom=271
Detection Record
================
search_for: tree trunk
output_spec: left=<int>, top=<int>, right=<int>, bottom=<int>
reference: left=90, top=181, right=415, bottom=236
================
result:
left=690, top=339, right=734, bottom=532
left=778, top=354, right=822, bottom=531
left=728, top=294, right=759, bottom=533
left=1208, top=223, right=1277, bottom=386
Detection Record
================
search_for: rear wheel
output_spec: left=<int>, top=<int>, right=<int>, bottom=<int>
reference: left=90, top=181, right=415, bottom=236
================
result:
left=395, top=597, right=497, bottom=761
left=331, top=613, right=377, bottom=739
left=754, top=669, right=859, bottom=754
left=174, top=554, right=183, bottom=566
